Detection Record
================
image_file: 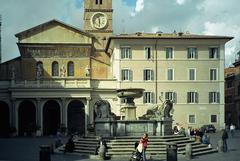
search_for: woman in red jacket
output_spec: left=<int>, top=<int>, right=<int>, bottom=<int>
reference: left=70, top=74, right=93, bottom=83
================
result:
left=139, top=133, right=148, bottom=161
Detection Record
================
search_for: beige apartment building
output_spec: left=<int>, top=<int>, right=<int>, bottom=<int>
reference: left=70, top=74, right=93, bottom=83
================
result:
left=106, top=33, right=232, bottom=129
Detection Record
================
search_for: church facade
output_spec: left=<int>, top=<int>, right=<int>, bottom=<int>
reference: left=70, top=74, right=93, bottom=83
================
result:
left=0, top=0, right=233, bottom=137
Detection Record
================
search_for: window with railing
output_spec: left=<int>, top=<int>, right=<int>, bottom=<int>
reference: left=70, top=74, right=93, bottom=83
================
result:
left=166, top=47, right=173, bottom=59
left=143, top=69, right=154, bottom=81
left=209, top=47, right=219, bottom=59
left=187, top=47, right=198, bottom=59
left=209, top=92, right=220, bottom=103
left=143, top=92, right=154, bottom=103
left=121, top=47, right=132, bottom=59
left=187, top=92, right=198, bottom=103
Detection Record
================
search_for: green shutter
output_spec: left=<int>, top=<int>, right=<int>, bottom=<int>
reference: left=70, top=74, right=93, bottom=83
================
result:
left=151, top=92, right=154, bottom=103
left=129, top=48, right=132, bottom=59
left=129, top=70, right=133, bottom=81
left=195, top=48, right=198, bottom=59
left=151, top=70, right=154, bottom=80
left=173, top=92, right=177, bottom=103
left=209, top=92, right=212, bottom=103
left=217, top=92, right=220, bottom=103
left=143, top=92, right=146, bottom=103
left=195, top=92, right=199, bottom=103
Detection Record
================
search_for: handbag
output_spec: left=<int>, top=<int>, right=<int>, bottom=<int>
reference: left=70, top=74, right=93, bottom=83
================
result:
left=137, top=143, right=143, bottom=153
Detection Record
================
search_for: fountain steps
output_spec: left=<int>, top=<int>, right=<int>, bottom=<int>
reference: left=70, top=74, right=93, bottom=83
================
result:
left=58, top=135, right=217, bottom=157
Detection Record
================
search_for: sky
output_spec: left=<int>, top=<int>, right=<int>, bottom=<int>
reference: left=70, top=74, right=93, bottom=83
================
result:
left=0, top=0, right=240, bottom=67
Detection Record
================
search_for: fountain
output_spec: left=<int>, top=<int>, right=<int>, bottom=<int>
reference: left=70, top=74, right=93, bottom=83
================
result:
left=93, top=88, right=173, bottom=136
left=116, top=88, right=144, bottom=120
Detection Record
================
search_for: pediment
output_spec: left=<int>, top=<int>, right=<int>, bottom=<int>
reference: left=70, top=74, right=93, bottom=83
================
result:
left=15, top=19, right=93, bottom=44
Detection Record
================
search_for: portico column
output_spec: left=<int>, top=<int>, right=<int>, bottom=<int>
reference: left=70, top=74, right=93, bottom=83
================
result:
left=36, top=98, right=41, bottom=128
left=85, top=97, right=91, bottom=135
left=10, top=98, right=17, bottom=129
left=61, top=98, right=67, bottom=128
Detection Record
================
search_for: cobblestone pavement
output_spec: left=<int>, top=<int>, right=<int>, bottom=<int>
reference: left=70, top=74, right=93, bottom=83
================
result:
left=0, top=130, right=239, bottom=161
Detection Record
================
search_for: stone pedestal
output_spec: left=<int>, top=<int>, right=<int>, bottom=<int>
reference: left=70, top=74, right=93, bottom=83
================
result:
left=156, top=117, right=173, bottom=136
left=122, top=105, right=136, bottom=120
left=95, top=118, right=114, bottom=137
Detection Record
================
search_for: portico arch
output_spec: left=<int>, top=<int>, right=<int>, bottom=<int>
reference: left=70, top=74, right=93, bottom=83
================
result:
left=43, top=100, right=60, bottom=135
left=18, top=100, right=36, bottom=136
left=0, top=101, right=10, bottom=137
left=67, top=100, right=85, bottom=135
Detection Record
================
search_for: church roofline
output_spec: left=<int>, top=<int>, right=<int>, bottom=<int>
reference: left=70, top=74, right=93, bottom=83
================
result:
left=15, top=19, right=95, bottom=38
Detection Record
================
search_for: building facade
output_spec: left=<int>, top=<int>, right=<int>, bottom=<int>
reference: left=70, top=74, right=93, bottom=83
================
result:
left=225, top=53, right=240, bottom=128
left=0, top=0, right=232, bottom=137
left=106, top=33, right=232, bottom=129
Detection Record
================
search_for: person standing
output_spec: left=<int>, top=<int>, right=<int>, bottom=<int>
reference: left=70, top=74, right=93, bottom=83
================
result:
left=139, top=133, right=149, bottom=161
left=222, top=129, right=228, bottom=152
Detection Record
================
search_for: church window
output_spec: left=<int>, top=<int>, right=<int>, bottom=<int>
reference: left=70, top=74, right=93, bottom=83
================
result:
left=52, top=61, right=59, bottom=77
left=96, top=0, right=98, bottom=4
left=100, top=0, right=102, bottom=4
left=67, top=61, right=74, bottom=77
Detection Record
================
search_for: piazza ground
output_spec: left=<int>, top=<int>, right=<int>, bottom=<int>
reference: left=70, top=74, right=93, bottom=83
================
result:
left=0, top=130, right=239, bottom=161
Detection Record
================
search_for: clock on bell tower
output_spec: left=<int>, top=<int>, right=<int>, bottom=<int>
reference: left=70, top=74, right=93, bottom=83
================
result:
left=84, top=0, right=113, bottom=50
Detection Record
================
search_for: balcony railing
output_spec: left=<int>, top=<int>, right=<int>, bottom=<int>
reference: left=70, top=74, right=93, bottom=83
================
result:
left=6, top=78, right=117, bottom=89
left=11, top=79, right=91, bottom=88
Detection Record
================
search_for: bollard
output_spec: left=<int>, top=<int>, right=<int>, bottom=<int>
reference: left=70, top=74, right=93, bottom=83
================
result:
left=185, top=144, right=192, bottom=160
left=39, top=145, right=51, bottom=161
left=166, top=143, right=177, bottom=161
left=217, top=140, right=223, bottom=153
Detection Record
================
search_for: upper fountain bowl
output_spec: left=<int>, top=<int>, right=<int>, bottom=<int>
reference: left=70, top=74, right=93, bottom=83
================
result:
left=116, top=88, right=145, bottom=99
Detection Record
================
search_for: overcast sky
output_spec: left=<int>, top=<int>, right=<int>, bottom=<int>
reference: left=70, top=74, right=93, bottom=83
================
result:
left=1, top=0, right=240, bottom=66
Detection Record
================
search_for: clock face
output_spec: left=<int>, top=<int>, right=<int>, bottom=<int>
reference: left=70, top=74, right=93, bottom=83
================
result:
left=91, top=12, right=108, bottom=29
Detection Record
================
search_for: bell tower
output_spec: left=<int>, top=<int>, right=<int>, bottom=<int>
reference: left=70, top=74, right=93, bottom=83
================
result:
left=83, top=0, right=113, bottom=79
left=84, top=0, right=113, bottom=50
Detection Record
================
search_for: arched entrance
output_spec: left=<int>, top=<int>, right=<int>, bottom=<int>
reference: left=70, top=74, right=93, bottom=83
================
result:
left=67, top=100, right=85, bottom=135
left=18, top=100, right=36, bottom=136
left=0, top=101, right=10, bottom=137
left=43, top=100, right=60, bottom=135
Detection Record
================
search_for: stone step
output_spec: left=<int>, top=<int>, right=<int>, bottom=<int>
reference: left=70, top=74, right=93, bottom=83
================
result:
left=108, top=144, right=167, bottom=148
left=177, top=141, right=200, bottom=147
left=75, top=143, right=98, bottom=147
left=75, top=146, right=97, bottom=150
left=74, top=149, right=96, bottom=154
left=108, top=147, right=166, bottom=152
left=74, top=140, right=98, bottom=144
left=107, top=135, right=185, bottom=140
left=178, top=144, right=206, bottom=151
left=106, top=150, right=167, bottom=155
left=192, top=149, right=218, bottom=156
left=179, top=147, right=217, bottom=155
left=169, top=139, right=195, bottom=144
